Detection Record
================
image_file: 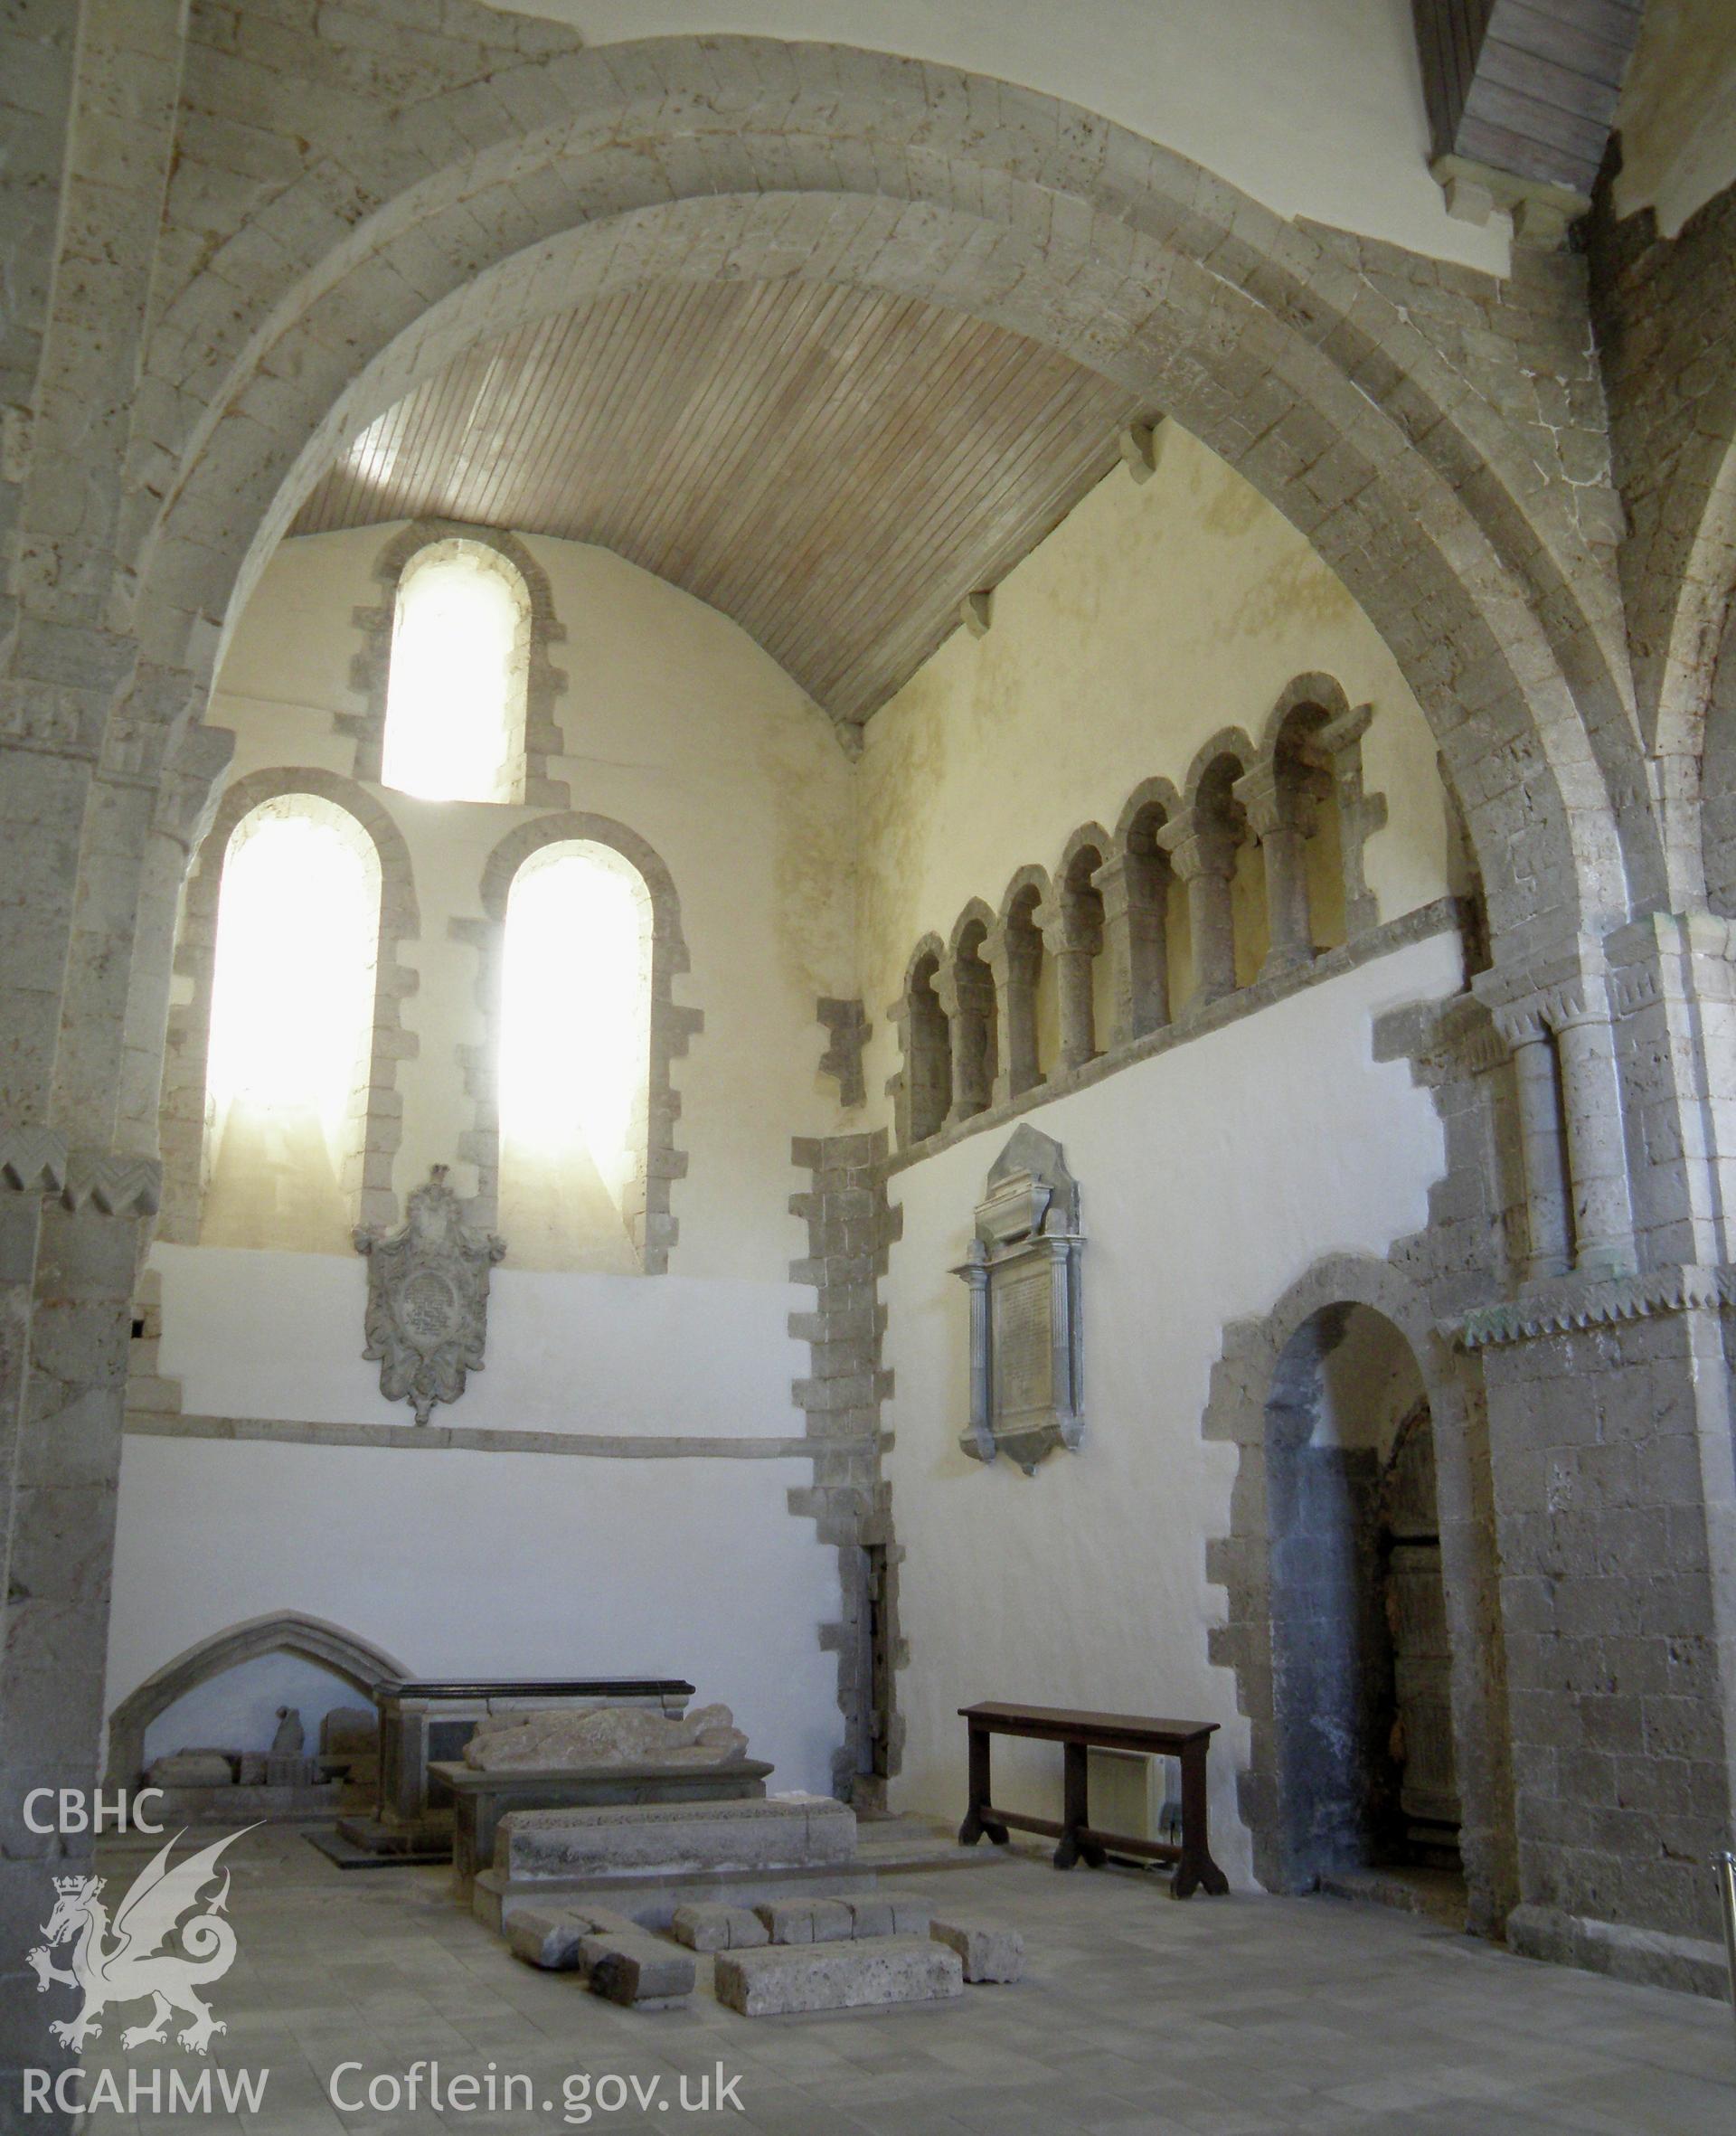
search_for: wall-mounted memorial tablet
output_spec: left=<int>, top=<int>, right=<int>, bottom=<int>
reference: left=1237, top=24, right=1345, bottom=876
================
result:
left=951, top=1125, right=1083, bottom=1473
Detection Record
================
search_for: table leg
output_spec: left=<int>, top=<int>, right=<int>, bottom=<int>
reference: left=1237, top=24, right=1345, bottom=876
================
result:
left=1172, top=1739, right=1230, bottom=1898
left=1055, top=1740, right=1091, bottom=1868
left=959, top=1724, right=1007, bottom=1845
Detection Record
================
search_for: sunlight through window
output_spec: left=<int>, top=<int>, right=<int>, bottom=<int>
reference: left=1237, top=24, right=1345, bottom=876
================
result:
left=203, top=799, right=380, bottom=1250
left=499, top=842, right=652, bottom=1272
left=382, top=543, right=524, bottom=801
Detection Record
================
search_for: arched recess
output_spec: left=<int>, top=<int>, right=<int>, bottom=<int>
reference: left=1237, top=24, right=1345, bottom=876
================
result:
left=460, top=812, right=701, bottom=1272
left=348, top=519, right=571, bottom=808
left=106, top=1611, right=408, bottom=1789
left=1247, top=674, right=1354, bottom=969
left=119, top=39, right=1651, bottom=950
left=1110, top=776, right=1184, bottom=1037
left=944, top=898, right=1000, bottom=1125
left=1052, top=823, right=1113, bottom=1073
left=1173, top=729, right=1264, bottom=1002
left=157, top=768, right=420, bottom=1244
left=890, top=935, right=951, bottom=1150
left=1201, top=1253, right=1514, bottom=1940
left=988, top=865, right=1053, bottom=1102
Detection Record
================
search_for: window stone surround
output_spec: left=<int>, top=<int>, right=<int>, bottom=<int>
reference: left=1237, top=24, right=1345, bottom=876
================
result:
left=455, top=812, right=702, bottom=1271
left=346, top=520, right=571, bottom=809
left=157, top=768, right=422, bottom=1244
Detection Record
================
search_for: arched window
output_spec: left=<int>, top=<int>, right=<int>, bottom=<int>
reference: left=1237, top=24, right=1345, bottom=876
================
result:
left=498, top=841, right=653, bottom=1271
left=201, top=798, right=382, bottom=1252
left=382, top=538, right=530, bottom=801
left=894, top=943, right=951, bottom=1148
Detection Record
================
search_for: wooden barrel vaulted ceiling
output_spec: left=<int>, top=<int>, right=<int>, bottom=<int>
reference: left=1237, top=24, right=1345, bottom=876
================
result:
left=292, top=279, right=1146, bottom=733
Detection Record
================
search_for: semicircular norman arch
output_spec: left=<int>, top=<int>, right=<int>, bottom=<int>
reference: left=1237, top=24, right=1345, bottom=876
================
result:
left=117, top=39, right=1652, bottom=951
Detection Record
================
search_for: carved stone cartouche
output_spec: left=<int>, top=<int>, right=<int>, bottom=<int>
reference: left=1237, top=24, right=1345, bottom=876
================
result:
left=354, top=1166, right=505, bottom=1424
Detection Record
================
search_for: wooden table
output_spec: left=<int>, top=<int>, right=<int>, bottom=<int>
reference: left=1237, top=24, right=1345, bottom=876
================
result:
left=958, top=1701, right=1229, bottom=1898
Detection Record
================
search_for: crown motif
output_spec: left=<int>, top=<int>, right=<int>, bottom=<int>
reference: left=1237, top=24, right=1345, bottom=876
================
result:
left=52, top=1874, right=99, bottom=1895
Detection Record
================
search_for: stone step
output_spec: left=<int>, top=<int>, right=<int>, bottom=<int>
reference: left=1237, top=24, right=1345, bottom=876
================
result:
left=714, top=1935, right=964, bottom=2017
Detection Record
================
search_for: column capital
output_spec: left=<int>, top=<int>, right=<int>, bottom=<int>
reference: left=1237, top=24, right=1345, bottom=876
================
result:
left=1156, top=817, right=1232, bottom=883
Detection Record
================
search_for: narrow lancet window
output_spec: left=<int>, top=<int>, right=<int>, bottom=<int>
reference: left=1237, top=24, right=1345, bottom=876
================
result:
left=202, top=798, right=381, bottom=1251
left=382, top=540, right=527, bottom=801
left=498, top=842, right=653, bottom=1271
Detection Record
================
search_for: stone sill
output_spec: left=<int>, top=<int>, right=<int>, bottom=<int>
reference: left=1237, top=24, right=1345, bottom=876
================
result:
left=885, top=897, right=1467, bottom=1177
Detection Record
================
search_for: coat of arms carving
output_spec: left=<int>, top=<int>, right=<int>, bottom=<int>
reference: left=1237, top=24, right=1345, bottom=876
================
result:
left=354, top=1166, right=505, bottom=1424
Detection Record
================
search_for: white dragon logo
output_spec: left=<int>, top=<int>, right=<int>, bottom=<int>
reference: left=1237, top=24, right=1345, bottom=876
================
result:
left=26, top=1828, right=253, bottom=2055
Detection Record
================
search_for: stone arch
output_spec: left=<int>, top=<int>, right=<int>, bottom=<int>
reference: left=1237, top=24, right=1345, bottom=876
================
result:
left=943, top=899, right=999, bottom=1125
left=348, top=520, right=571, bottom=807
left=458, top=812, right=700, bottom=1271
left=158, top=768, right=420, bottom=1243
left=889, top=934, right=951, bottom=1149
left=1255, top=672, right=1353, bottom=759
left=117, top=38, right=1651, bottom=947
left=1202, top=1252, right=1514, bottom=1937
left=989, top=865, right=1054, bottom=1102
left=106, top=1611, right=408, bottom=1790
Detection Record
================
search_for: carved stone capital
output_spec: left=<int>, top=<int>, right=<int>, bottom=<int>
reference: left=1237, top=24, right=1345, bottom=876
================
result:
left=1156, top=818, right=1232, bottom=883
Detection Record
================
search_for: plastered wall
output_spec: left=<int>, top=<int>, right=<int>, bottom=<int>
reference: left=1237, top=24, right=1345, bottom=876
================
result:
left=112, top=528, right=858, bottom=1792
left=880, top=931, right=1463, bottom=1867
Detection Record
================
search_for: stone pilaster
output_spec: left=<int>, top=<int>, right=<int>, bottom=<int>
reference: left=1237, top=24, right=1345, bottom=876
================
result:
left=788, top=1133, right=902, bottom=1804
left=1493, top=1004, right=1574, bottom=1282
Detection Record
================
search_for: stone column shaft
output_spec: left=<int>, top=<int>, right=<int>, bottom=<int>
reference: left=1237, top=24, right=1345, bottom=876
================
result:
left=987, top=932, right=1042, bottom=1102
left=1160, top=824, right=1236, bottom=1007
left=1096, top=854, right=1168, bottom=1044
left=1236, top=764, right=1313, bottom=977
left=1552, top=996, right=1637, bottom=1280
left=1505, top=1025, right=1572, bottom=1281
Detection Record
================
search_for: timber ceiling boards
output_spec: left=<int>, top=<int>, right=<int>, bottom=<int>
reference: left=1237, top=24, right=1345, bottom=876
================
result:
left=292, top=279, right=1144, bottom=735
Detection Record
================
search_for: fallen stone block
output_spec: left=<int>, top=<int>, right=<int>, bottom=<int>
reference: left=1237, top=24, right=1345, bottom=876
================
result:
left=580, top=1931, right=696, bottom=2008
left=844, top=1892, right=930, bottom=1938
left=930, top=1916, right=1024, bottom=1982
left=505, top=1908, right=590, bottom=1970
left=713, top=1935, right=963, bottom=2016
left=754, top=1896, right=854, bottom=1944
left=670, top=1903, right=769, bottom=1952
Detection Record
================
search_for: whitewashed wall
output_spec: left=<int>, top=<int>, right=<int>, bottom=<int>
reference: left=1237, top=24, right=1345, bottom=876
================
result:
left=880, top=931, right=1461, bottom=1873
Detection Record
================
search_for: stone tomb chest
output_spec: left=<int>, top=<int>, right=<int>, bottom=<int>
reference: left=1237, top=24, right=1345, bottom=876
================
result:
left=952, top=1127, right=1084, bottom=1473
left=339, top=1677, right=693, bottom=1855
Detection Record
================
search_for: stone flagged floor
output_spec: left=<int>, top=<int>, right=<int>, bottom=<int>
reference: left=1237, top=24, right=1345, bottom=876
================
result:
left=67, top=1825, right=1736, bottom=2134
